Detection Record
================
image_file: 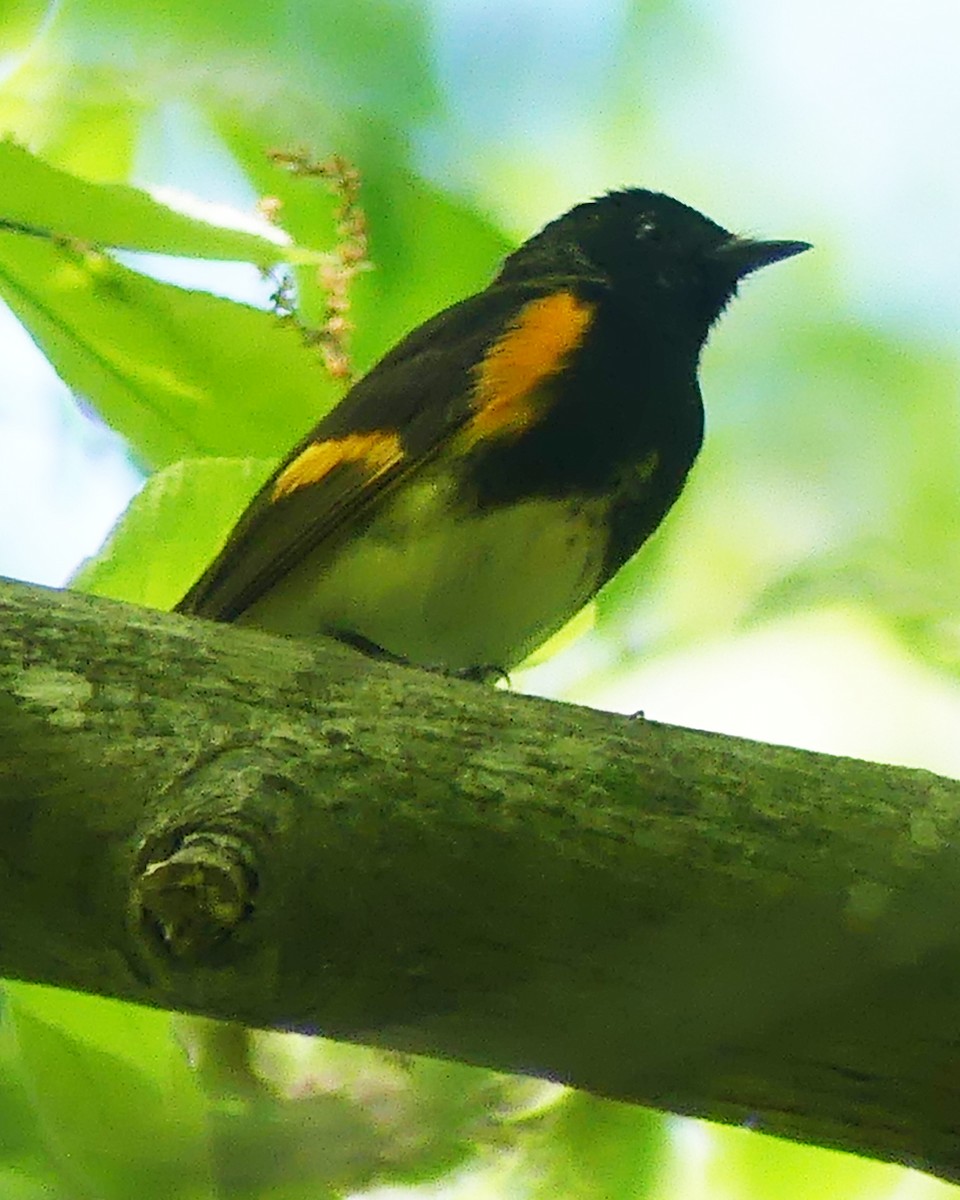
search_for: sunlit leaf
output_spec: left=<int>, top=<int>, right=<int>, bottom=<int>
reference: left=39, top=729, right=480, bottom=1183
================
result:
left=0, top=139, right=321, bottom=267
left=0, top=232, right=338, bottom=468
left=514, top=1092, right=667, bottom=1200
left=704, top=1120, right=939, bottom=1200
left=72, top=456, right=273, bottom=609
left=6, top=983, right=211, bottom=1200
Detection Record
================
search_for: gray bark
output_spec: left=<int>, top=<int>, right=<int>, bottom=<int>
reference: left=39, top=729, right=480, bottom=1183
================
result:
left=1, top=576, right=958, bottom=1182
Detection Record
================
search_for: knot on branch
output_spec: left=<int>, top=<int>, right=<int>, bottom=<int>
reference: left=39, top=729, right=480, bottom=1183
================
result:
left=136, top=829, right=257, bottom=959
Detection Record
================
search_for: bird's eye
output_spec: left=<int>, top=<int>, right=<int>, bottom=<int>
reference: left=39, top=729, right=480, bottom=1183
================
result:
left=636, top=215, right=661, bottom=240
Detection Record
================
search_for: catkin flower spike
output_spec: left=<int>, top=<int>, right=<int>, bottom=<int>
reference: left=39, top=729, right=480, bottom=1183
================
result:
left=266, top=149, right=370, bottom=382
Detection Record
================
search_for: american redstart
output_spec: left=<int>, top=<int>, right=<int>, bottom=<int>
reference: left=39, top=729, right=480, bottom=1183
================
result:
left=176, top=188, right=808, bottom=676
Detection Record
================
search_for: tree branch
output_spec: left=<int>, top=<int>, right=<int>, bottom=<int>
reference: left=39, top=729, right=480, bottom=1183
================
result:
left=1, top=576, right=958, bottom=1182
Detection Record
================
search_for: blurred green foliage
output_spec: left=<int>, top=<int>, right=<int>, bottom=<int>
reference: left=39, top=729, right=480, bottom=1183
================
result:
left=0, top=0, right=958, bottom=1198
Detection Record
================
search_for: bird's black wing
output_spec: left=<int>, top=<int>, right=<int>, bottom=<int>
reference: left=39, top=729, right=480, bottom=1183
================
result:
left=176, top=275, right=606, bottom=622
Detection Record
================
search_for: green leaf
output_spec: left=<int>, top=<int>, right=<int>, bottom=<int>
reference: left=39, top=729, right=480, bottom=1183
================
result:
left=5, top=983, right=212, bottom=1200
left=72, top=457, right=273, bottom=609
left=0, top=2, right=50, bottom=54
left=704, top=1120, right=927, bottom=1200
left=0, top=139, right=322, bottom=267
left=0, top=1013, right=48, bottom=1170
left=517, top=1092, right=668, bottom=1200
left=0, top=233, right=338, bottom=468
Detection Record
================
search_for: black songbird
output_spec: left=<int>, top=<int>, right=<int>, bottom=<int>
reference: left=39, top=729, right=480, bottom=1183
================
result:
left=177, top=189, right=809, bottom=674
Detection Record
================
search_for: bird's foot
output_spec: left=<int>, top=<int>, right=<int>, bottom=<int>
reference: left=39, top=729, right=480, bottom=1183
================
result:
left=327, top=630, right=507, bottom=685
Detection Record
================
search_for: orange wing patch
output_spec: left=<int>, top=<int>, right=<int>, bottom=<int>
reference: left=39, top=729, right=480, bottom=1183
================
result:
left=272, top=431, right=404, bottom=502
left=464, top=291, right=595, bottom=446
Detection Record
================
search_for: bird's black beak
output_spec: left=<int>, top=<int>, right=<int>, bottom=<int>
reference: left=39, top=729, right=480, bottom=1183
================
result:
left=712, top=236, right=812, bottom=279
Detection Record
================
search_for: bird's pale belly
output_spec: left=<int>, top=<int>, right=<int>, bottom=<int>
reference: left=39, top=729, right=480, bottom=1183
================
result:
left=239, top=473, right=609, bottom=671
